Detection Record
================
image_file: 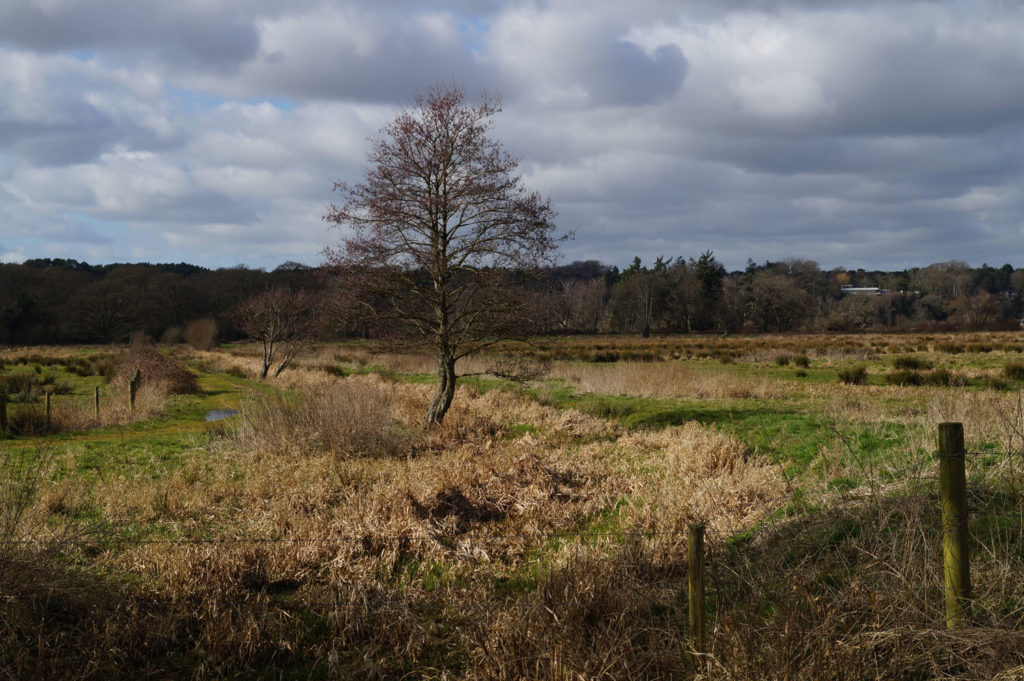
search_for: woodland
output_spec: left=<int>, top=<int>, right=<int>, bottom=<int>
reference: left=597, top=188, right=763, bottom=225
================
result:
left=1, top=255, right=1021, bottom=346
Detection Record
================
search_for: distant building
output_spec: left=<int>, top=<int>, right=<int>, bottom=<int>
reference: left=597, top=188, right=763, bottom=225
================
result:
left=840, top=285, right=890, bottom=296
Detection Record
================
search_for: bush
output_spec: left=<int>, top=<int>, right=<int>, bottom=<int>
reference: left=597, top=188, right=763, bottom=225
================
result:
left=113, top=346, right=199, bottom=395
left=160, top=325, right=184, bottom=344
left=837, top=366, right=867, bottom=385
left=1003, top=361, right=1024, bottom=381
left=184, top=317, right=218, bottom=351
left=885, top=370, right=924, bottom=386
left=0, top=373, right=40, bottom=403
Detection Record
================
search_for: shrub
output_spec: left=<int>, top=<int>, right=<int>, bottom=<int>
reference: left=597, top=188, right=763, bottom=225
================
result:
left=160, top=325, right=184, bottom=344
left=837, top=366, right=867, bottom=385
left=184, top=317, right=218, bottom=351
left=885, top=370, right=924, bottom=386
left=113, top=346, right=199, bottom=395
left=1003, top=361, right=1024, bottom=381
left=0, top=373, right=40, bottom=403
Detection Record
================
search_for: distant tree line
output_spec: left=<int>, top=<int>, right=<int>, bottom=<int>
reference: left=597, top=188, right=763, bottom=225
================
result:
left=2, top=255, right=1023, bottom=346
left=0, top=258, right=326, bottom=345
left=541, top=255, right=1024, bottom=335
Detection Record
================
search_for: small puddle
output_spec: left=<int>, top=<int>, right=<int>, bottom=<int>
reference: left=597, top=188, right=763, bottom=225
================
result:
left=205, top=409, right=240, bottom=422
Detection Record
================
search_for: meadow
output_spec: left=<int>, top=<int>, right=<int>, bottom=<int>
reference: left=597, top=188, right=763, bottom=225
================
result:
left=3, top=331, right=1024, bottom=679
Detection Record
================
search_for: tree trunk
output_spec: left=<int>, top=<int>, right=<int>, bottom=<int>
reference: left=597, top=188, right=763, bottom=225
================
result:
left=260, top=339, right=273, bottom=380
left=426, top=354, right=457, bottom=425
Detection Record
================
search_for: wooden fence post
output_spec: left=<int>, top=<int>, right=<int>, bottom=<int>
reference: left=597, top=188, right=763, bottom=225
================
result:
left=938, top=422, right=970, bottom=628
left=45, top=390, right=52, bottom=428
left=129, top=369, right=141, bottom=412
left=689, top=523, right=706, bottom=660
left=94, top=386, right=100, bottom=420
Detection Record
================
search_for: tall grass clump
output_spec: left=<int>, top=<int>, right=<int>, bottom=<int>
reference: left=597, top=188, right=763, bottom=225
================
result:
left=886, top=369, right=925, bottom=386
left=925, top=368, right=966, bottom=387
left=1002, top=361, right=1024, bottom=381
left=892, top=355, right=932, bottom=371
left=837, top=365, right=867, bottom=385
left=233, top=376, right=414, bottom=459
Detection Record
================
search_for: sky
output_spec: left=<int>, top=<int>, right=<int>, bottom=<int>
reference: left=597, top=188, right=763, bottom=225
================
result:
left=1, top=0, right=1023, bottom=272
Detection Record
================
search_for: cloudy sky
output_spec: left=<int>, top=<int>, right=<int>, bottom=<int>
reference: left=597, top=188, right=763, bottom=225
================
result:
left=1, top=0, right=1023, bottom=272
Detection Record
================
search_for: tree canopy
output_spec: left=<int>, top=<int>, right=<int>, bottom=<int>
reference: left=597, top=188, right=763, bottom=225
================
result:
left=324, top=84, right=562, bottom=424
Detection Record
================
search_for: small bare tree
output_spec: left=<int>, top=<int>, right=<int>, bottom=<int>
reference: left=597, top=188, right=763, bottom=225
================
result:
left=324, top=84, right=562, bottom=425
left=234, top=288, right=318, bottom=379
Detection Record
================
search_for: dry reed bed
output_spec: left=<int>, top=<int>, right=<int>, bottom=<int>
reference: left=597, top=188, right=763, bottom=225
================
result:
left=548, top=360, right=786, bottom=400
left=482, top=331, right=1024, bottom=363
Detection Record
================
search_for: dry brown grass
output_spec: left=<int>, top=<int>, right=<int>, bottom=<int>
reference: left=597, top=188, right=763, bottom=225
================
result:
left=10, top=338, right=1024, bottom=679
left=549, top=359, right=786, bottom=400
left=5, top=366, right=789, bottom=678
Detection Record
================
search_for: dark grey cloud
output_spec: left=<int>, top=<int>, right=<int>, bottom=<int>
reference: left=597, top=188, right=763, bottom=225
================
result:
left=577, top=42, right=687, bottom=106
left=227, top=11, right=499, bottom=102
left=0, top=2, right=260, bottom=69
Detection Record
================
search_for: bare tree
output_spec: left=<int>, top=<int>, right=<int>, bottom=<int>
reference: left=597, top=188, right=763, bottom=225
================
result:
left=234, top=288, right=319, bottom=379
left=324, top=84, right=561, bottom=425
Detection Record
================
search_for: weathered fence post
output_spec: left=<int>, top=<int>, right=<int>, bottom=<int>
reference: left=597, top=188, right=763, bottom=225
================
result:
left=689, top=523, right=706, bottom=660
left=45, top=390, right=52, bottom=428
left=129, top=369, right=141, bottom=412
left=94, top=385, right=100, bottom=420
left=938, top=422, right=970, bottom=628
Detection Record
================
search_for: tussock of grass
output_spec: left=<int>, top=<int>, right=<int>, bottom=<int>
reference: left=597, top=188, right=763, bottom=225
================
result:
left=232, top=376, right=415, bottom=459
left=1002, top=361, right=1024, bottom=381
left=838, top=365, right=868, bottom=385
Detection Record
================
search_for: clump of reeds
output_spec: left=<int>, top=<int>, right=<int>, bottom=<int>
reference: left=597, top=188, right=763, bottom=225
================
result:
left=1002, top=361, right=1024, bottom=381
left=231, top=375, right=415, bottom=459
left=838, top=365, right=868, bottom=385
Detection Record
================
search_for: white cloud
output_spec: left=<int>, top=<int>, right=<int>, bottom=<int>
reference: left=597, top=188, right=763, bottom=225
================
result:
left=2, top=0, right=1024, bottom=270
